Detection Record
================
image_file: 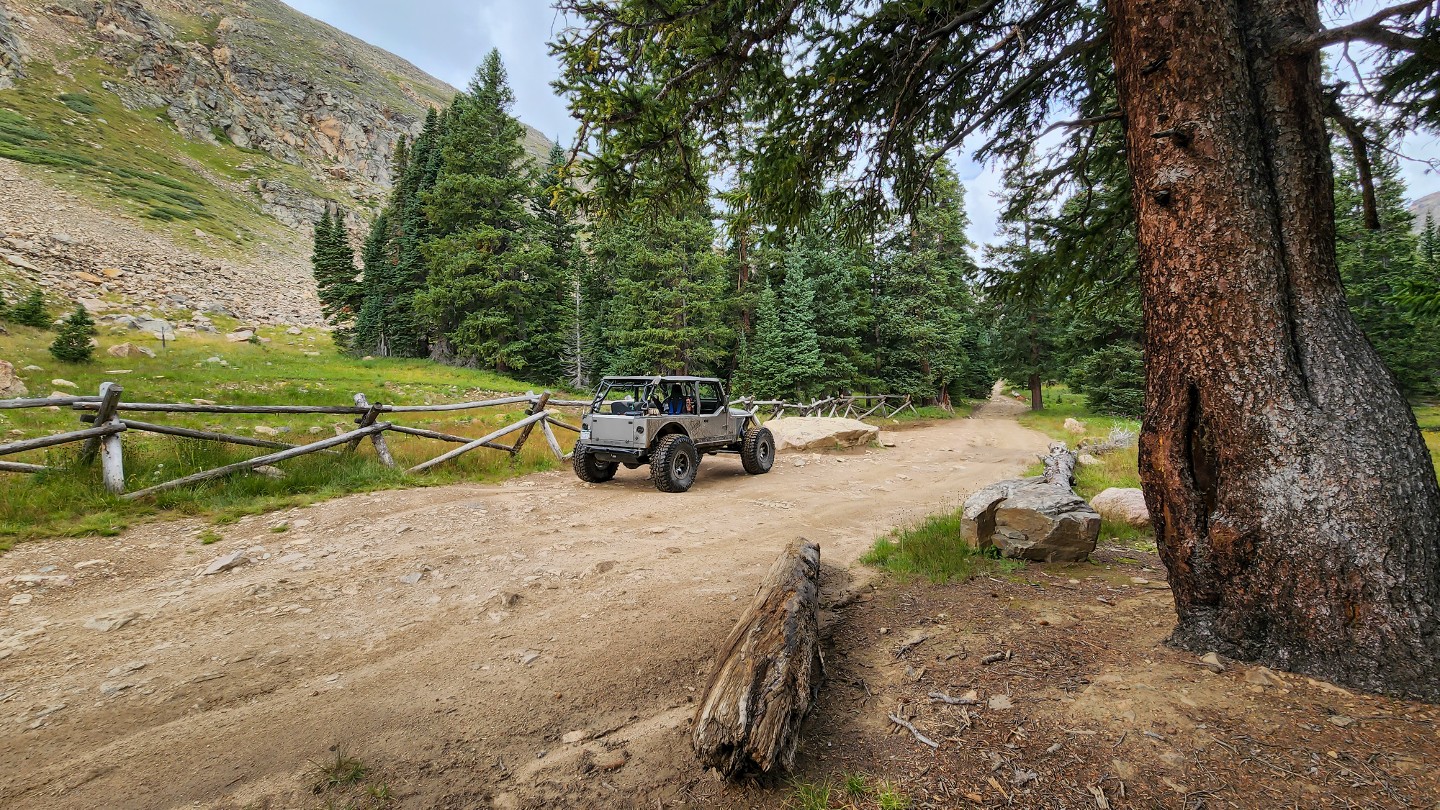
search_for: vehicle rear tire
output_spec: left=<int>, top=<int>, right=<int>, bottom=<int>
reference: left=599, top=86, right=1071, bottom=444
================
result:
left=572, top=443, right=618, bottom=483
left=651, top=434, right=699, bottom=493
left=740, top=425, right=775, bottom=475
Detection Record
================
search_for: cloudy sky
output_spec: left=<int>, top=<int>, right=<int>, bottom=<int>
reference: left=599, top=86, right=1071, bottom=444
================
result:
left=288, top=0, right=1438, bottom=248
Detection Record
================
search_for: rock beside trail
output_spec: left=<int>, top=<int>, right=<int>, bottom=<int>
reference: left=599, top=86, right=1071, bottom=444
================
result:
left=1090, top=487, right=1151, bottom=528
left=765, top=417, right=880, bottom=452
left=107, top=342, right=156, bottom=359
left=0, top=360, right=28, bottom=398
left=962, top=478, right=1100, bottom=562
left=1064, top=417, right=1087, bottom=435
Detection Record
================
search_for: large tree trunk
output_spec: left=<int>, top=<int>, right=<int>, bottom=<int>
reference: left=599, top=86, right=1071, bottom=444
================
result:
left=1028, top=372, right=1043, bottom=411
left=1109, top=0, right=1440, bottom=699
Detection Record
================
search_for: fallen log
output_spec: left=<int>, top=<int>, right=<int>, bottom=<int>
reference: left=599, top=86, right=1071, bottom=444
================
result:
left=1041, top=441, right=1079, bottom=487
left=692, top=539, right=823, bottom=779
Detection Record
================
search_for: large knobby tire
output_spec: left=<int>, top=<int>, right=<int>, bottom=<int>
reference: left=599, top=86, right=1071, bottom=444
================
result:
left=650, top=434, right=700, bottom=493
left=572, top=443, right=618, bottom=483
left=741, top=425, right=775, bottom=475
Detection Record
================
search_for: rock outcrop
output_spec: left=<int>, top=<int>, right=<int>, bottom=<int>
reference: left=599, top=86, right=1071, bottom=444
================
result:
left=764, top=417, right=880, bottom=452
left=962, top=477, right=1100, bottom=562
left=1090, top=487, right=1151, bottom=528
left=0, top=360, right=29, bottom=398
left=0, top=4, right=26, bottom=90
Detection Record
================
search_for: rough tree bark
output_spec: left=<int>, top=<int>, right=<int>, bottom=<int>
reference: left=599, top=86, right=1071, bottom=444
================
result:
left=692, top=539, right=823, bottom=778
left=1109, top=0, right=1440, bottom=699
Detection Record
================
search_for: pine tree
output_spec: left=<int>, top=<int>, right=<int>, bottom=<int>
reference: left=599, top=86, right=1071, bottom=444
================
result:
left=775, top=256, right=823, bottom=400
left=874, top=167, right=989, bottom=406
left=417, top=50, right=557, bottom=375
left=531, top=142, right=583, bottom=384
left=1421, top=213, right=1438, bottom=273
left=352, top=108, right=442, bottom=358
left=8, top=289, right=50, bottom=328
left=746, top=281, right=788, bottom=399
left=49, top=305, right=95, bottom=363
left=312, top=208, right=360, bottom=345
left=1334, top=147, right=1439, bottom=398
left=590, top=196, right=734, bottom=376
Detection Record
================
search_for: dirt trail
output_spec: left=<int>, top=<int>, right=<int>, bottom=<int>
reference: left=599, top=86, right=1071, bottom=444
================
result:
left=0, top=394, right=1045, bottom=809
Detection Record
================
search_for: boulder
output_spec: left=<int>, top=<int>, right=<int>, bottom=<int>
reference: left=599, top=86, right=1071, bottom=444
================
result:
left=1063, top=417, right=1087, bottom=435
left=226, top=330, right=255, bottom=342
left=764, top=417, right=879, bottom=452
left=51, top=378, right=78, bottom=389
left=0, top=360, right=28, bottom=398
left=1090, top=487, right=1151, bottom=528
left=961, top=477, right=1099, bottom=562
left=107, top=342, right=156, bottom=359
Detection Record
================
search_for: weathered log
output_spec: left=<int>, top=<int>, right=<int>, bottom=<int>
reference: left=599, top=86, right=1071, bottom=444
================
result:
left=539, top=418, right=566, bottom=460
left=692, top=539, right=823, bottom=779
left=407, top=411, right=548, bottom=473
left=1041, top=441, right=1079, bottom=488
left=509, top=392, right=550, bottom=457
left=0, top=460, right=50, bottom=473
left=351, top=393, right=395, bottom=466
left=378, top=395, right=536, bottom=413
left=0, top=395, right=101, bottom=410
left=122, top=423, right=389, bottom=500
left=384, top=424, right=512, bottom=451
left=102, top=418, right=336, bottom=453
left=74, top=401, right=366, bottom=415
left=79, top=382, right=122, bottom=467
left=0, top=423, right=124, bottom=457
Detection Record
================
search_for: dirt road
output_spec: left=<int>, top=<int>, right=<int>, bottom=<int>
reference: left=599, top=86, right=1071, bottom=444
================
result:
left=0, top=395, right=1046, bottom=809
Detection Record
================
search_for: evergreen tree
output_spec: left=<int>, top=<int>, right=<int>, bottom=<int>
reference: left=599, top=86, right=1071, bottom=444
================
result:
left=352, top=108, right=443, bottom=358
left=787, top=212, right=876, bottom=396
left=312, top=208, right=360, bottom=346
left=874, top=167, right=990, bottom=406
left=1334, top=147, right=1440, bottom=398
left=532, top=142, right=584, bottom=384
left=745, top=281, right=788, bottom=398
left=8, top=289, right=50, bottom=328
left=589, top=193, right=734, bottom=376
left=1420, top=212, right=1438, bottom=274
left=774, top=256, right=824, bottom=399
left=48, top=305, right=95, bottom=363
left=417, top=50, right=558, bottom=375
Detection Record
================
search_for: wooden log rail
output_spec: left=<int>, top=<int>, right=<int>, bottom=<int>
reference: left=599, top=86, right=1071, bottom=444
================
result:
left=729, top=394, right=919, bottom=419
left=1, top=385, right=582, bottom=495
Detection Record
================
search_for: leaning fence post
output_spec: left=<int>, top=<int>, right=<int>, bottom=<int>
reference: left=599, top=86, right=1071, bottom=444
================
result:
left=509, top=391, right=551, bottom=458
left=80, top=382, right=122, bottom=465
left=351, top=393, right=395, bottom=466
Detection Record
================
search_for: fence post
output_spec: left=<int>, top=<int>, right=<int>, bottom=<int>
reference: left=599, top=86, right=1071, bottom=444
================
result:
left=509, top=391, right=551, bottom=458
left=81, top=382, right=125, bottom=493
left=350, top=393, right=395, bottom=466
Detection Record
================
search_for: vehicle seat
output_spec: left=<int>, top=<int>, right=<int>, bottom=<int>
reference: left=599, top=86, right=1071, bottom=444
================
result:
left=610, top=401, right=634, bottom=415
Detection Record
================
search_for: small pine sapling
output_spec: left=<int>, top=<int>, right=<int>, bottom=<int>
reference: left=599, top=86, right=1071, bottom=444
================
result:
left=9, top=289, right=51, bottom=328
left=49, top=305, right=96, bottom=363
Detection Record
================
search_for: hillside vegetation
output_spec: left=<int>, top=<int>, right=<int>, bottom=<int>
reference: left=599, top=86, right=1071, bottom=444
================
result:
left=0, top=322, right=576, bottom=546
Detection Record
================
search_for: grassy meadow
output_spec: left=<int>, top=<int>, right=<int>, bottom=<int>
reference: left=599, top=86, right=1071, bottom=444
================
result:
left=0, top=321, right=579, bottom=547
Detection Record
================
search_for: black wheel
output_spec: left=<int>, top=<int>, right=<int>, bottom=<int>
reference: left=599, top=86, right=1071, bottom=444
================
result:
left=741, top=425, right=775, bottom=475
left=650, top=434, right=699, bottom=493
left=572, top=442, right=618, bottom=483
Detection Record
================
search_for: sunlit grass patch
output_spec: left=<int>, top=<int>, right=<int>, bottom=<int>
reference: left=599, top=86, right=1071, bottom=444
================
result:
left=862, top=510, right=1022, bottom=584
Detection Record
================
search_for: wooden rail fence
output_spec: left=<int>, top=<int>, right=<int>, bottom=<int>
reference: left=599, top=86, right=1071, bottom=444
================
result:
left=732, top=394, right=921, bottom=420
left=0, top=384, right=586, bottom=499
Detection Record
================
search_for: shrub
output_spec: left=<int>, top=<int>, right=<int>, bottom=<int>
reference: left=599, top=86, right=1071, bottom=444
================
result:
left=58, top=93, right=99, bottom=115
left=49, top=306, right=96, bottom=363
left=1067, top=344, right=1144, bottom=417
left=8, top=289, right=51, bottom=328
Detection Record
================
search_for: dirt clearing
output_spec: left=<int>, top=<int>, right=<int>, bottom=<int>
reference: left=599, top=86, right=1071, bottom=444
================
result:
left=1, top=397, right=1044, bottom=808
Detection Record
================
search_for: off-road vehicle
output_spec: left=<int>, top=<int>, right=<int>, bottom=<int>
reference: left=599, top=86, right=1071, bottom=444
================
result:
left=571, top=376, right=775, bottom=492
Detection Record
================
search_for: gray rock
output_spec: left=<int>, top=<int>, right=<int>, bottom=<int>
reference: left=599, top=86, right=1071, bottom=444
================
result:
left=1090, top=487, right=1151, bottom=528
left=201, top=551, right=249, bottom=576
left=397, top=572, right=423, bottom=585
left=84, top=611, right=139, bottom=632
left=962, top=478, right=1099, bottom=562
left=134, top=318, right=175, bottom=340
left=99, top=680, right=132, bottom=696
left=107, top=342, right=156, bottom=359
left=226, top=330, right=255, bottom=342
left=50, top=378, right=78, bottom=388
left=251, top=465, right=285, bottom=479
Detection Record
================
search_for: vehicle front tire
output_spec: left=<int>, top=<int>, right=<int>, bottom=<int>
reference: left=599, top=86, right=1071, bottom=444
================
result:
left=572, top=443, right=618, bottom=483
left=651, top=434, right=699, bottom=493
left=740, top=425, right=775, bottom=475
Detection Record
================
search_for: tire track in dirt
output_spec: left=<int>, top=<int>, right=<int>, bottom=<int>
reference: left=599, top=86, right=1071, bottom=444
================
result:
left=0, top=393, right=1045, bottom=809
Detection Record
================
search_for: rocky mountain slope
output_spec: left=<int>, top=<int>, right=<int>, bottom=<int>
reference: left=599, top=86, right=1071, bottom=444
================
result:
left=1412, top=190, right=1440, bottom=232
left=0, top=0, right=550, bottom=325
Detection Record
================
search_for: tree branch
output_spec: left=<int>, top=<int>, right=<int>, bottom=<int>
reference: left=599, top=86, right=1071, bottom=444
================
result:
left=1284, top=0, right=1437, bottom=56
left=1323, top=93, right=1381, bottom=231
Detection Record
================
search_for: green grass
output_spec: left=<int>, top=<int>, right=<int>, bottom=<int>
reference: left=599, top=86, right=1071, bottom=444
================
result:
left=0, top=324, right=579, bottom=547
left=197, top=529, right=222, bottom=545
left=788, top=775, right=912, bottom=809
left=862, top=510, right=1023, bottom=583
left=1416, top=404, right=1440, bottom=474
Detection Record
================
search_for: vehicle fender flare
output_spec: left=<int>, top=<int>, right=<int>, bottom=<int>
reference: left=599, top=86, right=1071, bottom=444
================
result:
left=653, top=421, right=690, bottom=441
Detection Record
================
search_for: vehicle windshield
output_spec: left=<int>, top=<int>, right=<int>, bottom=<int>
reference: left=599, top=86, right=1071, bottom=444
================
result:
left=590, top=380, right=656, bottom=415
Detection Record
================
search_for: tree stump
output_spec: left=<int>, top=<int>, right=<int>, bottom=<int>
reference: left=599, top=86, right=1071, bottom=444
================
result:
left=692, top=539, right=823, bottom=778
